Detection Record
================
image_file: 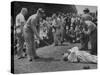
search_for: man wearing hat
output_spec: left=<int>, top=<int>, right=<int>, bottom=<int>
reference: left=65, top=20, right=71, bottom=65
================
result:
left=80, top=8, right=93, bottom=50
left=81, top=8, right=93, bottom=21
left=23, top=8, right=44, bottom=61
left=80, top=8, right=97, bottom=55
left=15, top=8, right=28, bottom=59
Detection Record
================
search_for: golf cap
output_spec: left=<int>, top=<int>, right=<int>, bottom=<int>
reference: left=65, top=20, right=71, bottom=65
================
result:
left=37, top=8, right=44, bottom=14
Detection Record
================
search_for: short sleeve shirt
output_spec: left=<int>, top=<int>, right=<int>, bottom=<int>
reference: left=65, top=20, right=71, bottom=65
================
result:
left=16, top=13, right=26, bottom=26
left=81, top=14, right=93, bottom=21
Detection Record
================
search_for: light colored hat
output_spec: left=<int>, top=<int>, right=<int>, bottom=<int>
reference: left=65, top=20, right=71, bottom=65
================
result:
left=37, top=8, right=44, bottom=14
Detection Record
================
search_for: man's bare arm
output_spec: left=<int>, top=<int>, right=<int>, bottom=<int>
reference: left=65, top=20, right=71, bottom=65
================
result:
left=31, top=24, right=42, bottom=40
left=15, top=22, right=25, bottom=29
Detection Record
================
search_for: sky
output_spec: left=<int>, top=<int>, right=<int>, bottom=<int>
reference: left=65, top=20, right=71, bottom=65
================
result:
left=75, top=5, right=97, bottom=14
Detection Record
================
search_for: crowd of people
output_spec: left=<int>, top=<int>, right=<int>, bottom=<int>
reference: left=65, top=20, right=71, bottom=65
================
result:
left=13, top=7, right=97, bottom=62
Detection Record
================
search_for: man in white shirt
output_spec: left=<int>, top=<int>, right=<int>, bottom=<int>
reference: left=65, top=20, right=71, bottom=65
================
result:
left=15, top=8, right=28, bottom=59
left=23, top=8, right=44, bottom=61
left=52, top=14, right=62, bottom=46
left=63, top=47, right=97, bottom=63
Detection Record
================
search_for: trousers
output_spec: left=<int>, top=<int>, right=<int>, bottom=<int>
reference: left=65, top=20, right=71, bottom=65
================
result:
left=80, top=33, right=89, bottom=49
left=23, top=26, right=37, bottom=59
left=53, top=28, right=62, bottom=45
left=16, top=29, right=24, bottom=57
left=89, top=29, right=97, bottom=54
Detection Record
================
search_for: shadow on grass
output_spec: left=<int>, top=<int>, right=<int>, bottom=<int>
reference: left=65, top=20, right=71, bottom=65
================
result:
left=34, top=57, right=60, bottom=62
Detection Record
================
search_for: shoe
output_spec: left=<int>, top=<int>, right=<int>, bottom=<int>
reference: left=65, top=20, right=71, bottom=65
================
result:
left=17, top=56, right=24, bottom=59
left=54, top=44, right=58, bottom=46
left=29, top=58, right=32, bottom=62
left=23, top=53, right=27, bottom=57
left=27, top=55, right=33, bottom=62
